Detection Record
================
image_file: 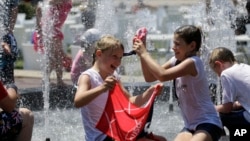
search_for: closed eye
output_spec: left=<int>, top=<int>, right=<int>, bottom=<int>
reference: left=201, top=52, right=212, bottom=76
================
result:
left=113, top=55, right=122, bottom=61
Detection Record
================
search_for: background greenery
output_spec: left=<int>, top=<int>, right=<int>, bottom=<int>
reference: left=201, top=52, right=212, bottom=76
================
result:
left=18, top=1, right=36, bottom=20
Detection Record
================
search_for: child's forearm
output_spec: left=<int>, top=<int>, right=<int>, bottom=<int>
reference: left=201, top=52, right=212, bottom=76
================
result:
left=1, top=42, right=11, bottom=54
left=130, top=86, right=155, bottom=107
left=233, top=101, right=242, bottom=110
left=140, top=58, right=157, bottom=82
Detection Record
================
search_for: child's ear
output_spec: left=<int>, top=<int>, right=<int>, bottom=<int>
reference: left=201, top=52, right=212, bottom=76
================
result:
left=215, top=60, right=220, bottom=64
left=214, top=60, right=222, bottom=68
left=95, top=50, right=102, bottom=57
left=190, top=41, right=196, bottom=51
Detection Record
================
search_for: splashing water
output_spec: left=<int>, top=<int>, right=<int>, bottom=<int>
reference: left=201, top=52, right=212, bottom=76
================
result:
left=30, top=0, right=250, bottom=140
left=94, top=0, right=118, bottom=35
left=36, top=0, right=68, bottom=139
left=39, top=1, right=52, bottom=140
left=183, top=0, right=247, bottom=104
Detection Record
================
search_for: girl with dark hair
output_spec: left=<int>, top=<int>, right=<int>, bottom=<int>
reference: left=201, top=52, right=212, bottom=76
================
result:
left=133, top=25, right=223, bottom=141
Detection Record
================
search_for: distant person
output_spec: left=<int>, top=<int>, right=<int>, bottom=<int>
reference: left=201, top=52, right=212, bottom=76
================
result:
left=131, top=0, right=155, bottom=13
left=231, top=0, right=250, bottom=35
left=230, top=0, right=250, bottom=58
left=205, top=0, right=238, bottom=25
left=34, top=0, right=72, bottom=86
left=0, top=0, right=20, bottom=85
left=205, top=0, right=238, bottom=15
left=0, top=82, right=34, bottom=141
left=209, top=47, right=250, bottom=140
left=70, top=28, right=101, bottom=86
left=133, top=25, right=223, bottom=141
left=74, top=35, right=167, bottom=141
left=79, top=1, right=96, bottom=30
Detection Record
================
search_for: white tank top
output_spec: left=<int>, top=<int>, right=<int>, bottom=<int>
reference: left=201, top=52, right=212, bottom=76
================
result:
left=171, top=56, right=223, bottom=130
left=79, top=68, right=118, bottom=141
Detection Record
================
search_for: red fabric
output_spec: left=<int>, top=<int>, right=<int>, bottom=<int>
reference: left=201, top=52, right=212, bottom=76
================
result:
left=62, top=55, right=72, bottom=71
left=96, top=83, right=159, bottom=141
left=0, top=82, right=8, bottom=100
left=33, top=31, right=44, bottom=53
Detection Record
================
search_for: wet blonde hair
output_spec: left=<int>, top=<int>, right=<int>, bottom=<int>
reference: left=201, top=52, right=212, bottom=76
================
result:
left=92, top=35, right=124, bottom=64
left=209, top=47, right=236, bottom=69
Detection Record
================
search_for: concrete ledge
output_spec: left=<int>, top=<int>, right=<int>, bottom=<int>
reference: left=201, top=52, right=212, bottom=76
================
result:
left=18, top=85, right=74, bottom=111
left=14, top=69, right=71, bottom=80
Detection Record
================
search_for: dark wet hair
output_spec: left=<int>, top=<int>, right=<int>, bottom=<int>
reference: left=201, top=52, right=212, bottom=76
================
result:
left=246, top=0, right=250, bottom=13
left=174, top=25, right=202, bottom=52
left=92, top=35, right=124, bottom=65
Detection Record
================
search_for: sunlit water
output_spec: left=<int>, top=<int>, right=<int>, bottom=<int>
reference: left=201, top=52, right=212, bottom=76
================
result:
left=31, top=100, right=230, bottom=141
left=30, top=0, right=250, bottom=141
left=32, top=101, right=183, bottom=141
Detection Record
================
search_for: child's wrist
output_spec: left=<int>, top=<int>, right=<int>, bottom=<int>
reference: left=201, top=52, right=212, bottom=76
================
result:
left=139, top=52, right=150, bottom=58
left=6, top=84, right=18, bottom=93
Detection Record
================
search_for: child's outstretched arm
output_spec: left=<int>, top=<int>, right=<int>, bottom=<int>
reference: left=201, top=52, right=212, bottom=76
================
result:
left=118, top=81, right=163, bottom=107
left=133, top=39, right=196, bottom=82
left=129, top=83, right=163, bottom=107
left=140, top=55, right=157, bottom=82
left=74, top=74, right=116, bottom=107
left=215, top=102, right=234, bottom=113
left=133, top=39, right=171, bottom=82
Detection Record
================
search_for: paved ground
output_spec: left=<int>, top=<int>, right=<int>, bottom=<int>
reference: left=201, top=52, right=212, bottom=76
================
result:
left=14, top=69, right=72, bottom=89
left=14, top=69, right=146, bottom=89
left=113, top=0, right=200, bottom=7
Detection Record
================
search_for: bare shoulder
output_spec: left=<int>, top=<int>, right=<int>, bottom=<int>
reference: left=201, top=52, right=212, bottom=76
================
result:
left=177, top=58, right=197, bottom=76
left=78, top=74, right=91, bottom=86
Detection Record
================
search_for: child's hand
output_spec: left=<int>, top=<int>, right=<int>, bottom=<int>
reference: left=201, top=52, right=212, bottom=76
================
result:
left=133, top=35, right=146, bottom=45
left=153, top=83, right=163, bottom=96
left=132, top=39, right=147, bottom=56
left=1, top=42, right=11, bottom=54
left=102, top=75, right=117, bottom=91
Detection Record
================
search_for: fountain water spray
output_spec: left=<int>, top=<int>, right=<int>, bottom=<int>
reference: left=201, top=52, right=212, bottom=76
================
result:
left=184, top=0, right=247, bottom=104
left=27, top=0, right=250, bottom=141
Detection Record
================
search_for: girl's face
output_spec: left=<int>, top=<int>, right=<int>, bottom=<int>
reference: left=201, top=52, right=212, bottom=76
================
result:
left=172, top=34, right=195, bottom=61
left=99, top=47, right=124, bottom=75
